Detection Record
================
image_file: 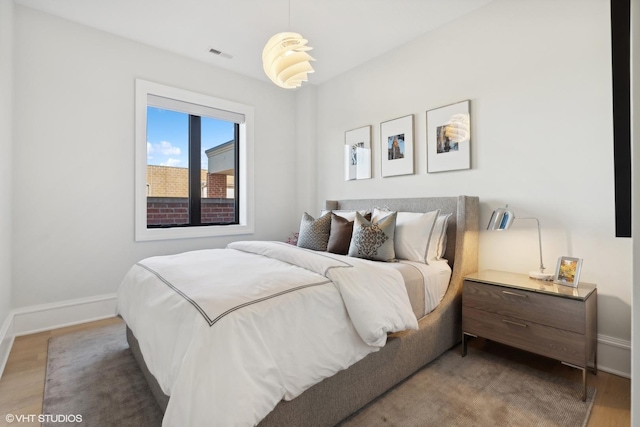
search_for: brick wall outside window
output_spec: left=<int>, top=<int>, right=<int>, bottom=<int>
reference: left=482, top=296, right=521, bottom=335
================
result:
left=207, top=173, right=228, bottom=198
left=146, top=165, right=208, bottom=197
left=147, top=198, right=235, bottom=226
left=147, top=165, right=233, bottom=199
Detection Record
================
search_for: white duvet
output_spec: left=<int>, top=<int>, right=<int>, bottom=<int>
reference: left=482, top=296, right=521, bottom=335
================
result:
left=117, top=241, right=418, bottom=427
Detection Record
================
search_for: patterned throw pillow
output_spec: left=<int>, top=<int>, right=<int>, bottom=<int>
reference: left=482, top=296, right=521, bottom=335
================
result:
left=297, top=212, right=331, bottom=251
left=348, top=211, right=397, bottom=262
left=326, top=212, right=372, bottom=255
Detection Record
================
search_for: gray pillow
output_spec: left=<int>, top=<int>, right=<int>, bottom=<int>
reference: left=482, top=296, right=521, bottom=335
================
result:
left=348, top=211, right=397, bottom=262
left=297, top=212, right=331, bottom=251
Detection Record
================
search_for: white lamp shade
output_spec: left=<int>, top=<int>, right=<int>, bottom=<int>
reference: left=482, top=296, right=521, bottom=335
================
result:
left=262, top=32, right=315, bottom=89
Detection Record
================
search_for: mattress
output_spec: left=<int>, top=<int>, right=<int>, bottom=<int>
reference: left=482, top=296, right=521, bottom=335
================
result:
left=369, top=259, right=452, bottom=320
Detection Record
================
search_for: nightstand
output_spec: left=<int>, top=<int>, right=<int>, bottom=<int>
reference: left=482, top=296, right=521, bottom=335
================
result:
left=462, top=270, right=597, bottom=401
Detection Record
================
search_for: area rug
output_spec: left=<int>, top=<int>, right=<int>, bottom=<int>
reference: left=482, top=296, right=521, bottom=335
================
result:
left=338, top=346, right=596, bottom=427
left=43, top=323, right=595, bottom=427
left=43, top=323, right=163, bottom=427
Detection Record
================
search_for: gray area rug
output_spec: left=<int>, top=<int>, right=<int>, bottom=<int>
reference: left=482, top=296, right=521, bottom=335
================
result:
left=43, top=323, right=163, bottom=427
left=44, top=323, right=595, bottom=427
left=339, top=345, right=596, bottom=427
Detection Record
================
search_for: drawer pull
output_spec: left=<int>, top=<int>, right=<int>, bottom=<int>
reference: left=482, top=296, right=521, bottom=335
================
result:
left=502, top=319, right=528, bottom=327
left=502, top=290, right=527, bottom=298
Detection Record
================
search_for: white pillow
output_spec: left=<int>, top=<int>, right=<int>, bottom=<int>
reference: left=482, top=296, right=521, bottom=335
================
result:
left=428, top=213, right=452, bottom=262
left=373, top=208, right=440, bottom=264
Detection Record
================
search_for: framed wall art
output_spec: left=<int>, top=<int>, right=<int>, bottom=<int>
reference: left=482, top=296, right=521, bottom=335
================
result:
left=553, top=256, right=583, bottom=288
left=381, top=115, right=414, bottom=177
left=344, top=125, right=372, bottom=180
left=426, top=100, right=471, bottom=173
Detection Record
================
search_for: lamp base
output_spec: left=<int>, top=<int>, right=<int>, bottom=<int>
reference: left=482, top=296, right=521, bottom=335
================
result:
left=529, top=270, right=554, bottom=281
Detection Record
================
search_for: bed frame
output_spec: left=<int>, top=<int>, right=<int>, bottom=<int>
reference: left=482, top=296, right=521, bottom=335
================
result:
left=127, top=195, right=479, bottom=426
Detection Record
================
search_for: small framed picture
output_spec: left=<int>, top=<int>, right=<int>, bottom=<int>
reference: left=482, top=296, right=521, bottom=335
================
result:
left=344, top=125, right=372, bottom=180
left=554, top=256, right=583, bottom=287
left=380, top=115, right=414, bottom=177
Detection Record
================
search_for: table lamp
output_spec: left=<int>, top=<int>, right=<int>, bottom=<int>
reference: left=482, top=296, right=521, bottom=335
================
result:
left=487, top=205, right=554, bottom=280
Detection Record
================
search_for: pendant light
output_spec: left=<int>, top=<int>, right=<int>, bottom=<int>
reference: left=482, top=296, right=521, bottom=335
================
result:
left=262, top=2, right=314, bottom=89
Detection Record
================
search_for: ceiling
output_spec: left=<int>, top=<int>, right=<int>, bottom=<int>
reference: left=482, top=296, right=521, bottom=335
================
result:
left=14, top=0, right=495, bottom=86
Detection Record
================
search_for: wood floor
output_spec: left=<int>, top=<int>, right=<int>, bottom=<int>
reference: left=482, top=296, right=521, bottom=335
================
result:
left=0, top=317, right=631, bottom=427
left=0, top=317, right=123, bottom=427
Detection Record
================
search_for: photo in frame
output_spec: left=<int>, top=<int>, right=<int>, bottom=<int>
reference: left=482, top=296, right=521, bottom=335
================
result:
left=344, top=125, right=372, bottom=180
left=380, top=115, right=414, bottom=177
left=553, top=256, right=583, bottom=287
left=426, top=100, right=471, bottom=173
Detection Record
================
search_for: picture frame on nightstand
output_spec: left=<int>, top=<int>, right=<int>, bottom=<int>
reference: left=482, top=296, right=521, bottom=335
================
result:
left=553, top=256, right=583, bottom=287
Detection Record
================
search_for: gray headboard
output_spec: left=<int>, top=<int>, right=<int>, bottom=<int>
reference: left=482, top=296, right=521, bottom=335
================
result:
left=325, top=196, right=478, bottom=272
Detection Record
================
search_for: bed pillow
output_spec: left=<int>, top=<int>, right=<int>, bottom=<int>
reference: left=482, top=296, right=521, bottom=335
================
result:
left=320, top=209, right=370, bottom=222
left=326, top=213, right=354, bottom=255
left=348, top=211, right=397, bottom=262
left=325, top=211, right=373, bottom=255
left=373, top=208, right=440, bottom=264
left=429, top=213, right=452, bottom=261
left=297, top=212, right=331, bottom=251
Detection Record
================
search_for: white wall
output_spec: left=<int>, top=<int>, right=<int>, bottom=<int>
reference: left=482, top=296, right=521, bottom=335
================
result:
left=11, top=6, right=299, bottom=308
left=294, top=85, right=318, bottom=217
left=314, top=0, right=631, bottom=368
left=0, top=1, right=14, bottom=329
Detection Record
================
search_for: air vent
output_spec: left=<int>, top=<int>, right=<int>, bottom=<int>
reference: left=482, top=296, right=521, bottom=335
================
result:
left=208, top=48, right=233, bottom=59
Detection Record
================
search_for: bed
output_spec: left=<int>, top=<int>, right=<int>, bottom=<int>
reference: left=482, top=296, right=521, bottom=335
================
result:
left=119, top=195, right=479, bottom=426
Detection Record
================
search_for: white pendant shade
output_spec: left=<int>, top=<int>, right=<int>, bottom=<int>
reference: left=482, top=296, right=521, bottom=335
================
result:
left=262, top=32, right=315, bottom=89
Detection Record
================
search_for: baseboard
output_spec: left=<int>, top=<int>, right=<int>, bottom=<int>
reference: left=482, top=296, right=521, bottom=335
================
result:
left=0, top=312, right=15, bottom=379
left=12, top=293, right=118, bottom=336
left=0, top=294, right=117, bottom=378
left=597, top=334, right=631, bottom=378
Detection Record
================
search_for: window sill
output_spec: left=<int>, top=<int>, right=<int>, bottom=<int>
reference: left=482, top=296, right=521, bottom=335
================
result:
left=135, top=223, right=254, bottom=242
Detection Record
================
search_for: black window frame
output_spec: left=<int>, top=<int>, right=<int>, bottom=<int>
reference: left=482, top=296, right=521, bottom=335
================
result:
left=146, top=112, right=241, bottom=229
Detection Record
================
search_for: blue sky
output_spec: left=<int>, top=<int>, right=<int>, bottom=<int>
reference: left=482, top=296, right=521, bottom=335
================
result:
left=146, top=107, right=235, bottom=169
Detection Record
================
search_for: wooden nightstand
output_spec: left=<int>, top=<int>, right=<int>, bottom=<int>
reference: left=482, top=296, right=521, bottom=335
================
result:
left=462, top=270, right=597, bottom=401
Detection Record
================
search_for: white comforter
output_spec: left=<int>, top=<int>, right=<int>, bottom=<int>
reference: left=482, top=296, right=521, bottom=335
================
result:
left=117, top=241, right=418, bottom=427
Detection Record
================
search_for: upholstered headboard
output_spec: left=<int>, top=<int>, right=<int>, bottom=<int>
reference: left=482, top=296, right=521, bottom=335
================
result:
left=325, top=196, right=477, bottom=270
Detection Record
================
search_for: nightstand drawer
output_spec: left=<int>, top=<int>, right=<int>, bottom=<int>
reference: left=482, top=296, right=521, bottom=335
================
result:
left=463, top=280, right=585, bottom=334
left=463, top=307, right=586, bottom=366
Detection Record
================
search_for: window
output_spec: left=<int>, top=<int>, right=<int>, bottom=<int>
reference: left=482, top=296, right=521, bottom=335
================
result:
left=135, top=79, right=254, bottom=241
left=145, top=99, right=239, bottom=227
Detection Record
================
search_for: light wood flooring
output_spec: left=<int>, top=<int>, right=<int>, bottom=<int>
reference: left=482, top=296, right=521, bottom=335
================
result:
left=0, top=317, right=631, bottom=427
